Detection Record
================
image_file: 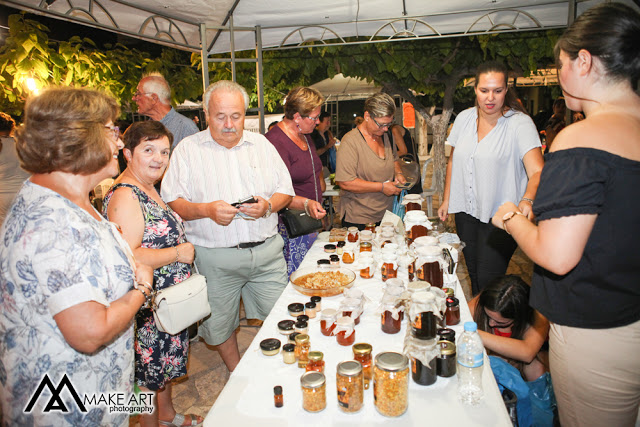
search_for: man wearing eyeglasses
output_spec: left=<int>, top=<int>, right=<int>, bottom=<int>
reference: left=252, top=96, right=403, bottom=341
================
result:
left=133, top=73, right=199, bottom=151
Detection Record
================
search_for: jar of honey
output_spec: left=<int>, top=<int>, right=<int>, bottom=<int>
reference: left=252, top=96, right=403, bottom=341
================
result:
left=306, top=351, right=325, bottom=373
left=364, top=223, right=376, bottom=233
left=340, top=298, right=362, bottom=325
left=342, top=244, right=355, bottom=264
left=352, top=343, right=373, bottom=389
left=359, top=253, right=375, bottom=279
left=359, top=241, right=373, bottom=253
left=414, top=246, right=445, bottom=288
left=335, top=316, right=356, bottom=346
left=380, top=295, right=404, bottom=334
left=381, top=252, right=398, bottom=282
left=320, top=308, right=337, bottom=336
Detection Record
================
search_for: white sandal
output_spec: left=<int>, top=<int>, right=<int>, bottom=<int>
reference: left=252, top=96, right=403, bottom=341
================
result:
left=158, top=413, right=202, bottom=427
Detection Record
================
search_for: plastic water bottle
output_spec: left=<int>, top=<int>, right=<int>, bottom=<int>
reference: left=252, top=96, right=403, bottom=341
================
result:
left=457, top=321, right=484, bottom=405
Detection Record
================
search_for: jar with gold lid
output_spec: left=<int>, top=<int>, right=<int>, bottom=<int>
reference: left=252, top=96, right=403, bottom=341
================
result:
left=336, top=360, right=364, bottom=413
left=373, top=352, right=409, bottom=417
left=352, top=343, right=373, bottom=389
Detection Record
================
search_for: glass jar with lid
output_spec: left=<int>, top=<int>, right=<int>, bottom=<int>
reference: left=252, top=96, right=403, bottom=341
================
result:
left=436, top=340, right=456, bottom=377
left=340, top=298, right=363, bottom=325
left=404, top=210, right=430, bottom=243
left=407, top=336, right=439, bottom=386
left=300, top=371, right=326, bottom=412
left=364, top=223, right=376, bottom=233
left=359, top=252, right=376, bottom=279
left=306, top=351, right=325, bottom=373
left=380, top=294, right=404, bottom=334
left=342, top=243, right=356, bottom=264
left=445, top=296, right=460, bottom=326
left=381, top=252, right=398, bottom=282
left=415, top=245, right=445, bottom=288
left=320, top=308, right=337, bottom=336
left=347, top=226, right=359, bottom=242
left=295, top=334, right=310, bottom=368
left=409, top=291, right=439, bottom=340
left=373, top=352, right=409, bottom=417
left=334, top=316, right=356, bottom=346
left=352, top=343, right=373, bottom=389
left=336, top=360, right=364, bottom=413
left=403, top=194, right=424, bottom=212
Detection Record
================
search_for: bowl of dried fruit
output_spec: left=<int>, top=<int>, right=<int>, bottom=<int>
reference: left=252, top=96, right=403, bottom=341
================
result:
left=290, top=266, right=356, bottom=297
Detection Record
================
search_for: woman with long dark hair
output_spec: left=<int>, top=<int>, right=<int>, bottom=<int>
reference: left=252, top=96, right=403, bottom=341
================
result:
left=470, top=275, right=549, bottom=381
left=491, top=3, right=640, bottom=425
left=438, top=61, right=544, bottom=295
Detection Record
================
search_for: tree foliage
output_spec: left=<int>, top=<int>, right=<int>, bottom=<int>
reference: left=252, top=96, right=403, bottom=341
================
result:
left=0, top=13, right=201, bottom=116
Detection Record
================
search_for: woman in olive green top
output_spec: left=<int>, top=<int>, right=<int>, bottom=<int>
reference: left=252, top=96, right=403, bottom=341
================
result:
left=336, top=93, right=405, bottom=229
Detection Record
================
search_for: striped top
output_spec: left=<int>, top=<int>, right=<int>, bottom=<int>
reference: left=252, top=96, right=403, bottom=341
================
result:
left=161, top=129, right=294, bottom=248
left=447, top=107, right=540, bottom=223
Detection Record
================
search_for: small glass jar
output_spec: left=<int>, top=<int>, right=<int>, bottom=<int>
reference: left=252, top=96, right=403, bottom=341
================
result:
left=301, top=371, right=326, bottom=413
left=282, top=343, right=296, bottom=364
left=342, top=245, right=355, bottom=264
left=305, top=301, right=317, bottom=318
left=296, top=314, right=309, bottom=323
left=353, top=343, right=373, bottom=390
left=295, top=334, right=310, bottom=368
left=277, top=319, right=295, bottom=336
left=404, top=210, right=429, bottom=243
left=317, top=259, right=330, bottom=267
left=320, top=308, right=337, bottom=336
left=373, top=352, right=409, bottom=417
left=329, top=254, right=340, bottom=266
left=436, top=340, right=456, bottom=377
left=288, top=303, right=305, bottom=317
left=324, top=244, right=336, bottom=253
left=347, top=226, right=359, bottom=242
left=294, top=320, right=308, bottom=335
left=306, top=351, right=325, bottom=373
left=359, top=253, right=375, bottom=279
left=445, top=297, right=460, bottom=326
left=259, top=338, right=281, bottom=356
left=364, top=223, right=376, bottom=233
left=336, top=241, right=346, bottom=255
left=380, top=296, right=404, bottom=335
left=336, top=360, right=364, bottom=413
left=340, top=298, right=362, bottom=325
left=359, top=241, right=373, bottom=253
left=335, top=316, right=356, bottom=346
left=415, top=246, right=444, bottom=288
left=410, top=292, right=438, bottom=340
left=437, top=327, right=456, bottom=343
left=381, top=252, right=398, bottom=282
left=311, top=296, right=322, bottom=312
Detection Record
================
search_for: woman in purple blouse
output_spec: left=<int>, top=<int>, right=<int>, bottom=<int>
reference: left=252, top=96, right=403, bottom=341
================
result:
left=266, top=87, right=327, bottom=274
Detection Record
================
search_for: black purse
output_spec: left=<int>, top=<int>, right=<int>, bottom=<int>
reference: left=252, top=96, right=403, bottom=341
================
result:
left=280, top=136, right=323, bottom=239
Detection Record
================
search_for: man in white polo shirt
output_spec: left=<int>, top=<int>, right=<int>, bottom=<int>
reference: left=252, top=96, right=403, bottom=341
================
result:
left=162, top=80, right=294, bottom=372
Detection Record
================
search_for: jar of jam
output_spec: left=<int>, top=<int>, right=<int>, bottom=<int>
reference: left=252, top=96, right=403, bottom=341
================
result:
left=340, top=298, right=362, bottom=325
left=436, top=340, right=456, bottom=377
left=347, top=227, right=359, bottom=242
left=380, top=295, right=404, bottom=334
left=359, top=253, right=375, bottom=279
left=320, top=308, right=337, bottom=336
left=301, top=371, right=326, bottom=412
left=415, top=246, right=444, bottom=288
left=353, top=343, right=373, bottom=389
left=334, top=316, right=356, bottom=346
left=342, top=244, right=355, bottom=264
left=403, top=194, right=424, bottom=212
left=336, top=360, right=364, bottom=413
left=295, top=334, right=310, bottom=368
left=373, top=352, right=409, bottom=417
left=407, top=336, right=438, bottom=386
left=437, top=327, right=456, bottom=343
left=364, top=223, right=376, bottom=233
left=445, top=297, right=460, bottom=326
left=381, top=252, right=398, bottom=282
left=410, top=291, right=438, bottom=340
left=306, top=351, right=325, bottom=373
left=359, top=241, right=373, bottom=253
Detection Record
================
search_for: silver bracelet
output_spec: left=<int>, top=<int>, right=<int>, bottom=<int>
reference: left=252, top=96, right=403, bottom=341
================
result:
left=304, top=198, right=311, bottom=216
left=521, top=197, right=534, bottom=205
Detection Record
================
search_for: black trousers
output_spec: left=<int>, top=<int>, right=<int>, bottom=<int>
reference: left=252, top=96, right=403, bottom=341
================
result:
left=454, top=212, right=518, bottom=296
left=341, top=219, right=381, bottom=231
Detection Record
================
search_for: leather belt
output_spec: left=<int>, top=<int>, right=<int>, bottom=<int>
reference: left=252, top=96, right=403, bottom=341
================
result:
left=232, top=240, right=266, bottom=249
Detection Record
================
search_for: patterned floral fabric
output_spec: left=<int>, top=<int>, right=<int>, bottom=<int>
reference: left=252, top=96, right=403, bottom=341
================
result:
left=103, top=183, right=190, bottom=391
left=0, top=181, right=135, bottom=427
left=277, top=219, right=317, bottom=276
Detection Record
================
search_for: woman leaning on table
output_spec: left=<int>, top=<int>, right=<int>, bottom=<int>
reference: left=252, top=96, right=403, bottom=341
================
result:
left=103, top=121, right=202, bottom=427
left=335, top=93, right=405, bottom=229
left=266, top=87, right=327, bottom=275
left=491, top=4, right=640, bottom=426
left=0, top=87, right=154, bottom=426
left=438, top=61, right=544, bottom=295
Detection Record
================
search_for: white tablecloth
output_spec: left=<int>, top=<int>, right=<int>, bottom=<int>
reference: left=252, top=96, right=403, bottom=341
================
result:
left=204, top=239, right=511, bottom=426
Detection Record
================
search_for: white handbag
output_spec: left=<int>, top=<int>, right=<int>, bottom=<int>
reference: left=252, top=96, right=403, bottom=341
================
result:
left=153, top=272, right=211, bottom=335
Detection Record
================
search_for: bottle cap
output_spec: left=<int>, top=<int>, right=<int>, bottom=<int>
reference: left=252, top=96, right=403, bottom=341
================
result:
left=464, top=321, right=477, bottom=332
left=274, top=385, right=282, bottom=395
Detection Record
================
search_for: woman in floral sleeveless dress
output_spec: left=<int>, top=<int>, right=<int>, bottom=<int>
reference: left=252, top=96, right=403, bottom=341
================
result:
left=104, top=121, right=202, bottom=426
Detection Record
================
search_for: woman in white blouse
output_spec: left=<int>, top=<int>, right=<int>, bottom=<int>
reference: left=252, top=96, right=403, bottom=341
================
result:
left=438, top=61, right=544, bottom=295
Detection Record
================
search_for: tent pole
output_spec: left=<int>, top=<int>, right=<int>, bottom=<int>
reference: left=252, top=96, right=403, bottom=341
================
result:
left=567, top=0, right=576, bottom=25
left=256, top=26, right=265, bottom=134
left=230, top=15, right=236, bottom=82
left=200, top=23, right=210, bottom=93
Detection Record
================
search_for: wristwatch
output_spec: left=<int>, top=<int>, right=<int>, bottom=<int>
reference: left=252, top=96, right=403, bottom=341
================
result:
left=502, top=211, right=524, bottom=234
left=262, top=200, right=272, bottom=218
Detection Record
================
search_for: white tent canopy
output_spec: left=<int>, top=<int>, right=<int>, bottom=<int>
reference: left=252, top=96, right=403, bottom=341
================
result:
left=310, top=73, right=380, bottom=101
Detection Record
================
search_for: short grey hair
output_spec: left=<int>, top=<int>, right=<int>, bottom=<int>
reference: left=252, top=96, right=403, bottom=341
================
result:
left=364, top=93, right=396, bottom=118
left=203, top=80, right=250, bottom=113
left=141, top=73, right=171, bottom=105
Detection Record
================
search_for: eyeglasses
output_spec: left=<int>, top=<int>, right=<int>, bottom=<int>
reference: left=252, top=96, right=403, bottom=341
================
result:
left=304, top=114, right=320, bottom=122
left=104, top=125, right=120, bottom=140
left=371, top=116, right=394, bottom=129
left=487, top=316, right=514, bottom=329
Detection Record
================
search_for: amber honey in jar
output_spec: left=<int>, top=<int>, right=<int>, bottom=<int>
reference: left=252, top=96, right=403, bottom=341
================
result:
left=347, top=227, right=359, bottom=242
left=445, top=297, right=460, bottom=326
left=380, top=295, right=404, bottom=334
left=340, top=298, right=362, bottom=325
left=295, top=334, right=310, bottom=368
left=335, top=316, right=356, bottom=346
left=364, top=223, right=376, bottom=233
left=320, top=308, right=337, bottom=336
left=381, top=253, right=398, bottom=282
left=359, top=253, right=375, bottom=279
left=352, top=343, right=373, bottom=389
left=300, top=371, right=326, bottom=412
left=336, top=360, right=364, bottom=413
left=342, top=245, right=355, bottom=264
left=306, top=351, right=325, bottom=373
left=415, top=246, right=444, bottom=288
left=373, top=352, right=409, bottom=417
left=359, top=241, right=373, bottom=253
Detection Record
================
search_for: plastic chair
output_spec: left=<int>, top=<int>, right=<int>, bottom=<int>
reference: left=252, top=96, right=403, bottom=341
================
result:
left=420, top=157, right=436, bottom=217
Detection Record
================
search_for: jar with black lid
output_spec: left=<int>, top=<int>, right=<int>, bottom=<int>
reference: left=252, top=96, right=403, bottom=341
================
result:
left=437, top=327, right=456, bottom=343
left=436, top=340, right=456, bottom=377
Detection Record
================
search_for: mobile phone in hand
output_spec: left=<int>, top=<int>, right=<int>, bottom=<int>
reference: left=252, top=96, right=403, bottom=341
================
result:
left=231, top=196, right=258, bottom=207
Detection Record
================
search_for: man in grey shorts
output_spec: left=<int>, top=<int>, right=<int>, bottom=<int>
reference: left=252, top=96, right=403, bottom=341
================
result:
left=162, top=80, right=294, bottom=372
